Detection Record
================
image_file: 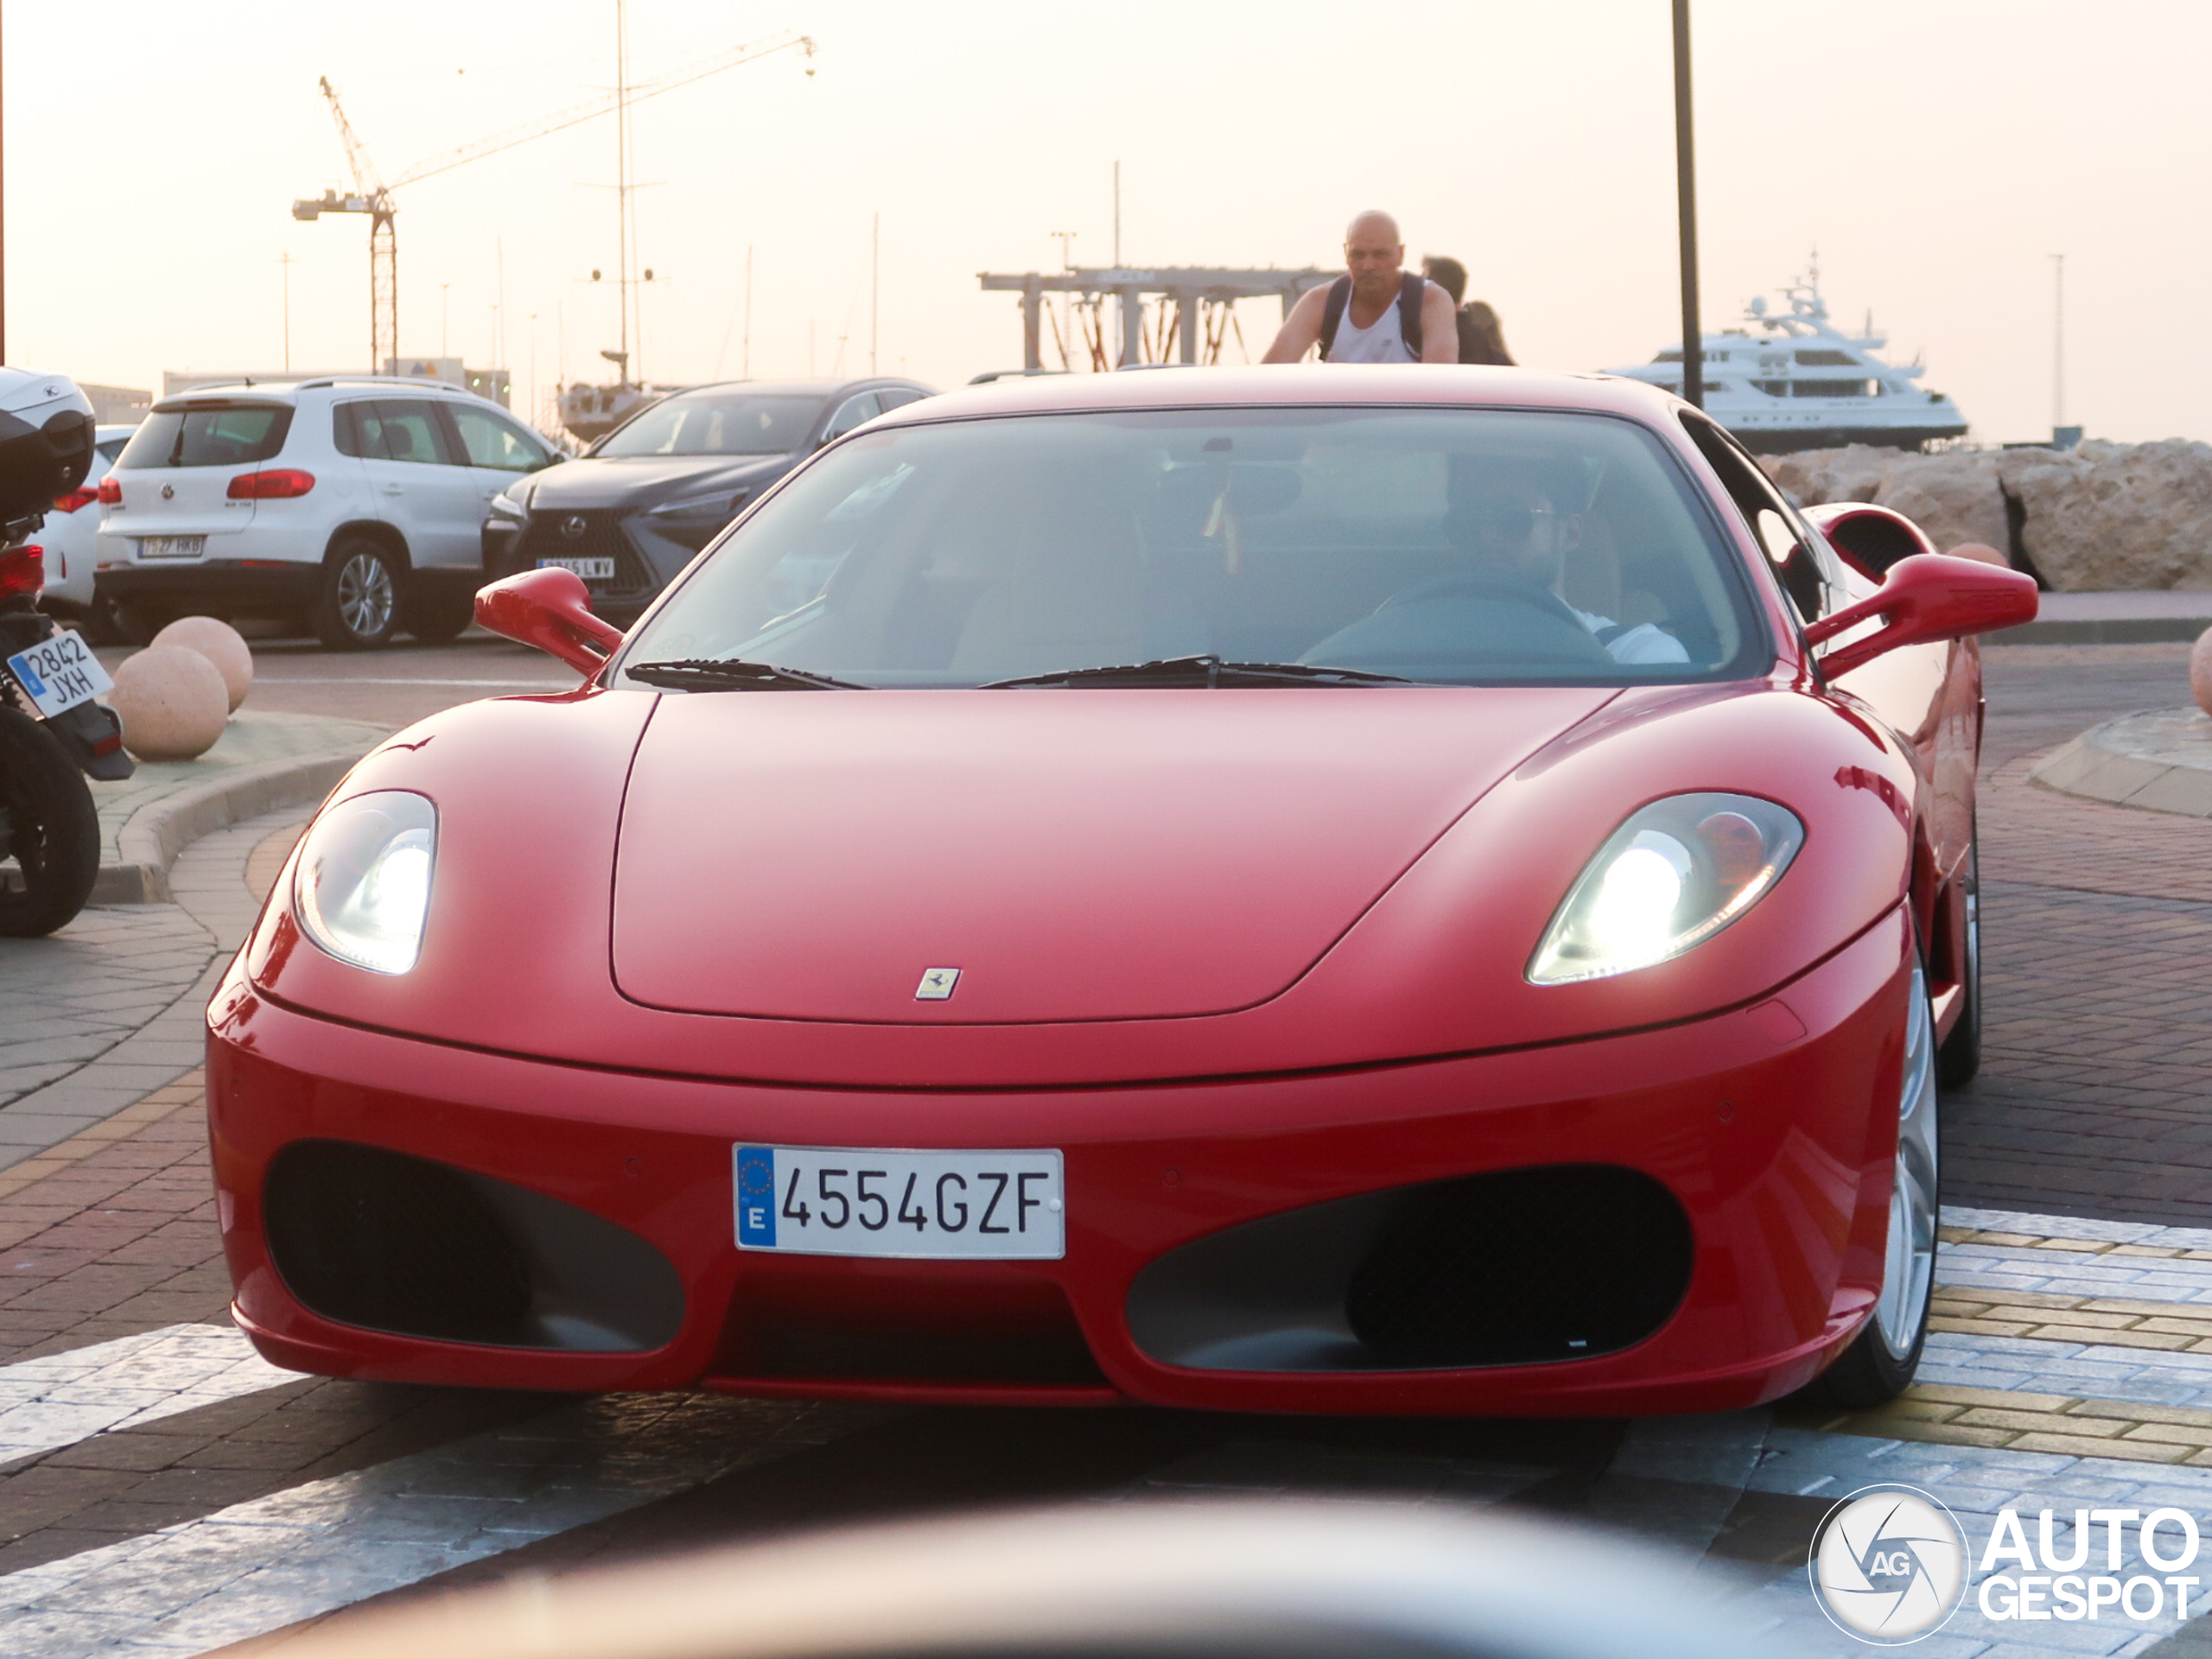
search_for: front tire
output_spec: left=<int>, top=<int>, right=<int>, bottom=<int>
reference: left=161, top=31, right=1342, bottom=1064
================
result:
left=0, top=705, right=100, bottom=938
left=1807, top=958, right=1940, bottom=1408
left=314, top=539, right=402, bottom=651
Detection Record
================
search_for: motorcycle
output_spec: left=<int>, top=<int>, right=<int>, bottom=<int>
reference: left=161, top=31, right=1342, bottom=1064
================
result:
left=0, top=370, right=130, bottom=938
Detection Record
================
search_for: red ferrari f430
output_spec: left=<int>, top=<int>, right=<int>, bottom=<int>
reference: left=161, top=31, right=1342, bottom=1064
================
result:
left=208, top=368, right=2035, bottom=1415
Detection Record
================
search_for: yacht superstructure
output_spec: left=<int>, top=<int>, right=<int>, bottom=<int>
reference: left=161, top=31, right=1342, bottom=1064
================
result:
left=1604, top=266, right=1967, bottom=454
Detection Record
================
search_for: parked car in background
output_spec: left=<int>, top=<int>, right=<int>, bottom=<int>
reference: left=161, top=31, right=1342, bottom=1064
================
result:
left=480, top=378, right=933, bottom=626
left=38, top=425, right=135, bottom=633
left=95, top=378, right=563, bottom=649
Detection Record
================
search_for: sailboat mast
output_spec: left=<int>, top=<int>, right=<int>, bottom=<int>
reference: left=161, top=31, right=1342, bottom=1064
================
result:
left=615, top=0, right=632, bottom=383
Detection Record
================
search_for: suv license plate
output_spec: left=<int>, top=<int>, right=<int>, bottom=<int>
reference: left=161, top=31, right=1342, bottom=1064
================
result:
left=537, top=556, right=615, bottom=582
left=7, top=630, right=113, bottom=719
left=139, top=535, right=204, bottom=560
left=734, top=1144, right=1065, bottom=1260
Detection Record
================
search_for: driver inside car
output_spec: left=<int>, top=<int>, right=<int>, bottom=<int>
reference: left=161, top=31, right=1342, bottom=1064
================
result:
left=1440, top=457, right=1688, bottom=666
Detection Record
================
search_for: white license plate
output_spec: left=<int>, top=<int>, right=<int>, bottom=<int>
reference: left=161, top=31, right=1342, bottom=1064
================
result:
left=734, top=1144, right=1065, bottom=1260
left=139, top=535, right=204, bottom=560
left=537, top=556, right=615, bottom=582
left=6, top=631, right=113, bottom=719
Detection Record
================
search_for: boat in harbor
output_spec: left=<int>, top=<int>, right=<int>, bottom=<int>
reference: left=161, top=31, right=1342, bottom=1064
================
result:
left=1602, top=265, right=1967, bottom=454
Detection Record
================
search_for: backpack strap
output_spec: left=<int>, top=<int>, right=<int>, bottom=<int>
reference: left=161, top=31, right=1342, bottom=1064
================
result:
left=1319, top=276, right=1351, bottom=359
left=1397, top=271, right=1426, bottom=359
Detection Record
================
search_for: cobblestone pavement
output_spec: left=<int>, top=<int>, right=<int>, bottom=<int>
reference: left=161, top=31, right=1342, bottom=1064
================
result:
left=0, top=640, right=2199, bottom=1656
left=0, top=809, right=313, bottom=1169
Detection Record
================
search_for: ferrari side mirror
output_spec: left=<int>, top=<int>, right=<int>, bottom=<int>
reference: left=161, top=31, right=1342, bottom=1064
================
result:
left=474, top=567, right=626, bottom=677
left=1802, top=552, right=2037, bottom=680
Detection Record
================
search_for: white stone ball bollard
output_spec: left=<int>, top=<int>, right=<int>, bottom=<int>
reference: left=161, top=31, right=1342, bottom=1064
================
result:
left=2192, top=626, right=2212, bottom=721
left=149, top=615, right=252, bottom=712
left=111, top=645, right=229, bottom=761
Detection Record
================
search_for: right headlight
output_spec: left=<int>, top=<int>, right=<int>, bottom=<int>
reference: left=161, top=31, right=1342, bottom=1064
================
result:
left=293, top=790, right=438, bottom=976
left=1527, top=792, right=1804, bottom=985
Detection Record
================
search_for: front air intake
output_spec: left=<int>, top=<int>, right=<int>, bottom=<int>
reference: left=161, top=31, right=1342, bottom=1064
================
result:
left=1344, top=1165, right=1693, bottom=1366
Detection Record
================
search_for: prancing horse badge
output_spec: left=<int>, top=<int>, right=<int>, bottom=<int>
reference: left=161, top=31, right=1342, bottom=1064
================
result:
left=914, top=968, right=961, bottom=1001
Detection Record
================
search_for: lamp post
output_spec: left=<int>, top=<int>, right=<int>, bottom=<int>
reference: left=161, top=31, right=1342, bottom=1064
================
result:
left=1671, top=0, right=1701, bottom=409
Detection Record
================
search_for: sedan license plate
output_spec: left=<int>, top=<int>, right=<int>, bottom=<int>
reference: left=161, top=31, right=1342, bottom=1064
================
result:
left=734, top=1144, right=1065, bottom=1260
left=6, top=630, right=113, bottom=719
left=537, top=556, right=615, bottom=582
left=138, top=535, right=204, bottom=560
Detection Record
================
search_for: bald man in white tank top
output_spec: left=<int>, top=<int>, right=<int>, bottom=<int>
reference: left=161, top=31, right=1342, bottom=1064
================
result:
left=1263, top=211, right=1459, bottom=365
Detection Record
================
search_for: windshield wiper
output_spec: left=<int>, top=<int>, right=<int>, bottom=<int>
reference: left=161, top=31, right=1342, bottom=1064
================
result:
left=626, top=658, right=869, bottom=691
left=979, top=654, right=1414, bottom=690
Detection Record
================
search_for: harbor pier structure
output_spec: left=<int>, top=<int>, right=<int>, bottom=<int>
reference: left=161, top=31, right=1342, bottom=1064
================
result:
left=979, top=265, right=1333, bottom=371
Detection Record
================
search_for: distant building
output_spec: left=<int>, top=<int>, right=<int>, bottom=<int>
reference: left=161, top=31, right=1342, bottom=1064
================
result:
left=384, top=358, right=510, bottom=409
left=80, top=384, right=151, bottom=425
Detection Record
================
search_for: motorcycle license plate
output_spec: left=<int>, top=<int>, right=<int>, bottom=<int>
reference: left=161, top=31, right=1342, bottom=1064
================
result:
left=139, top=536, right=204, bottom=560
left=537, top=556, right=616, bottom=582
left=6, top=631, right=113, bottom=719
left=734, top=1144, right=1065, bottom=1260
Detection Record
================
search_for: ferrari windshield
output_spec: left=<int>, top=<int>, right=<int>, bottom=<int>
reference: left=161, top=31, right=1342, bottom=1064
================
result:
left=618, top=407, right=1762, bottom=688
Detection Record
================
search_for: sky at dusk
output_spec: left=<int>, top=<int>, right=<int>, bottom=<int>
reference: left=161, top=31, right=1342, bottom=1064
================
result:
left=16, top=0, right=2198, bottom=446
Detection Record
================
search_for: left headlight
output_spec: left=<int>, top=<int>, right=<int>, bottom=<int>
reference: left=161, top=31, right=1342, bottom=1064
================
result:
left=293, top=790, right=437, bottom=975
left=1528, top=792, right=1804, bottom=986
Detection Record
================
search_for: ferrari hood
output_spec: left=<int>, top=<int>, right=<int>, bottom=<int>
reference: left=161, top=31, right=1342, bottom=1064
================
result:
left=611, top=688, right=1615, bottom=1025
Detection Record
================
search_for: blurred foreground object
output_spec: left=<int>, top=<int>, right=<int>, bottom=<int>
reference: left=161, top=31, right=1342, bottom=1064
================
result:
left=270, top=1498, right=1771, bottom=1659
left=2193, top=624, right=2212, bottom=717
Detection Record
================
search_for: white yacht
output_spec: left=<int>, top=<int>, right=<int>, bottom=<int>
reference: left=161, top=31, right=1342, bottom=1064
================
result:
left=1603, top=266, right=1967, bottom=454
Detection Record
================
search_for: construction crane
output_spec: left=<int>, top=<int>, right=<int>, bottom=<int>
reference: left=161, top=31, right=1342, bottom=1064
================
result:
left=293, top=79, right=398, bottom=375
left=293, top=29, right=817, bottom=376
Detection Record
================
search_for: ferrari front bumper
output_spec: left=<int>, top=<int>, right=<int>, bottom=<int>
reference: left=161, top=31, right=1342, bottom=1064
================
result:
left=209, top=906, right=1911, bottom=1417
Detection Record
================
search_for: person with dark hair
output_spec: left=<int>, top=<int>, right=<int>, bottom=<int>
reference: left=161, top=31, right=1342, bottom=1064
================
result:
left=1440, top=455, right=1685, bottom=664
left=1421, top=255, right=1516, bottom=366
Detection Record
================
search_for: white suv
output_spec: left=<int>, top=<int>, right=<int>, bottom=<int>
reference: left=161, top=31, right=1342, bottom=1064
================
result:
left=95, top=378, right=562, bottom=649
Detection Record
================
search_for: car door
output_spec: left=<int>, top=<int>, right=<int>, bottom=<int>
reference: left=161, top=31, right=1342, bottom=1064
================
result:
left=436, top=404, right=554, bottom=567
left=344, top=397, right=483, bottom=570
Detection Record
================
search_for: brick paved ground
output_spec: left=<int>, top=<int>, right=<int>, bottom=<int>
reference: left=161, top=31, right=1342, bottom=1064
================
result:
left=1949, top=734, right=2212, bottom=1223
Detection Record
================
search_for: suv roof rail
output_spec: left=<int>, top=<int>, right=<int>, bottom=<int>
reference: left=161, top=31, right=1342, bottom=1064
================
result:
left=293, top=375, right=480, bottom=395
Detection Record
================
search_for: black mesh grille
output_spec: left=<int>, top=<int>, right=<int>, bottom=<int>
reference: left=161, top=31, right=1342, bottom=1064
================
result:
left=512, top=511, right=655, bottom=596
left=264, top=1141, right=532, bottom=1343
left=1344, top=1165, right=1692, bottom=1366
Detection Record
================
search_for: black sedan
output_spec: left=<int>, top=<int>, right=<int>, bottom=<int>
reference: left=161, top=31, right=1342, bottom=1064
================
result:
left=481, top=378, right=933, bottom=624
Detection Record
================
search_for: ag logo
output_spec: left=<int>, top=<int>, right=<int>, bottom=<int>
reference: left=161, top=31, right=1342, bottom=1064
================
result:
left=1809, top=1484, right=1967, bottom=1643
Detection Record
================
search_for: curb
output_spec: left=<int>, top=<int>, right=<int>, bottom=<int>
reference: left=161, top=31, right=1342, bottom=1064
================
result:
left=1990, top=617, right=2212, bottom=646
left=92, top=749, right=366, bottom=905
left=2028, top=711, right=2212, bottom=819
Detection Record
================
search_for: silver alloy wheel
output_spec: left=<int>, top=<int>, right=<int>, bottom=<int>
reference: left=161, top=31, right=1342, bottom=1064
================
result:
left=1873, top=963, right=1939, bottom=1358
left=337, top=552, right=396, bottom=639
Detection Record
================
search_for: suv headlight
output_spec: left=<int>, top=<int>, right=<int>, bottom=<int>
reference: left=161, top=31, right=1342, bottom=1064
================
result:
left=293, top=791, right=437, bottom=975
left=1527, top=793, right=1804, bottom=985
left=645, top=487, right=746, bottom=524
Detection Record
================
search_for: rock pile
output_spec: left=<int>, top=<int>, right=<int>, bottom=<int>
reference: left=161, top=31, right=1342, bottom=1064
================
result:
left=1763, top=439, right=2212, bottom=591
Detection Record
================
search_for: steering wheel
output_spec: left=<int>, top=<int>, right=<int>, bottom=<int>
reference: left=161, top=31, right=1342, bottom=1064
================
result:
left=1302, top=571, right=1615, bottom=672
